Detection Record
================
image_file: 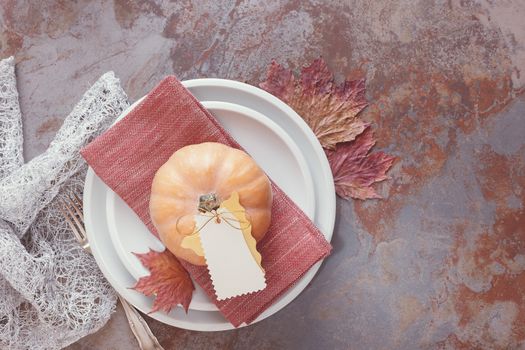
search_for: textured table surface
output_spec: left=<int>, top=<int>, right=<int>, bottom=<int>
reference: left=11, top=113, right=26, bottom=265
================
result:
left=2, top=1, right=524, bottom=349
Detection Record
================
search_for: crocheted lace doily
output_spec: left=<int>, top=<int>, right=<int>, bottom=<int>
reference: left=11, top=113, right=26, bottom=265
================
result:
left=0, top=56, right=129, bottom=349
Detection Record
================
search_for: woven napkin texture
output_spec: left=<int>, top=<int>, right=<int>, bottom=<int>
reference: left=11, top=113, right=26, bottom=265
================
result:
left=81, top=76, right=332, bottom=327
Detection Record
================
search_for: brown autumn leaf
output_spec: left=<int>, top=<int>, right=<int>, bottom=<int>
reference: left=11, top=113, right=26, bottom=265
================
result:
left=260, top=58, right=369, bottom=150
left=326, top=126, right=396, bottom=200
left=132, top=249, right=194, bottom=313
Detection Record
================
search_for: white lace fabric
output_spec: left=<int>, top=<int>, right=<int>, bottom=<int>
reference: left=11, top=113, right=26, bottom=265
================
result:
left=0, top=56, right=130, bottom=349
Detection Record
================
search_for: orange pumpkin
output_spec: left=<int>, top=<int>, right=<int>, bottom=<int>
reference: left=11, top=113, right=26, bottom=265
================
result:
left=149, top=142, right=273, bottom=265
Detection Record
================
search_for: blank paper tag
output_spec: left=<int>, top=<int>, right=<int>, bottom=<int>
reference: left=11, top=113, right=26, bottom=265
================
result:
left=196, top=208, right=266, bottom=300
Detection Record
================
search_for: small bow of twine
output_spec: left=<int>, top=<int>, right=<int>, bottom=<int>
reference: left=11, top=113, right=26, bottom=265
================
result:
left=175, top=193, right=251, bottom=236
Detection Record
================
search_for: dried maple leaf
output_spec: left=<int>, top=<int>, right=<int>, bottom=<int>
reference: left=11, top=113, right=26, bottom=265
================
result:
left=132, top=249, right=194, bottom=313
left=327, top=127, right=396, bottom=200
left=260, top=58, right=368, bottom=149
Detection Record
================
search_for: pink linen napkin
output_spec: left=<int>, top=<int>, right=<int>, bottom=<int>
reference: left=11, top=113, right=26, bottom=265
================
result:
left=81, top=76, right=332, bottom=326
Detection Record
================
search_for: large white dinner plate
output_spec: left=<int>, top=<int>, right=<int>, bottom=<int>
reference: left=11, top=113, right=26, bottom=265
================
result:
left=84, top=79, right=336, bottom=331
left=106, top=101, right=316, bottom=312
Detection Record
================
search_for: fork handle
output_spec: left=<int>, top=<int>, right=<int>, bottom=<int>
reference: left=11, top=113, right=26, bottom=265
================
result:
left=118, top=294, right=164, bottom=350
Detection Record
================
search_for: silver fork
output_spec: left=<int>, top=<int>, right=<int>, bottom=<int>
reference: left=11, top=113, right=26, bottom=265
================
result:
left=60, top=192, right=164, bottom=350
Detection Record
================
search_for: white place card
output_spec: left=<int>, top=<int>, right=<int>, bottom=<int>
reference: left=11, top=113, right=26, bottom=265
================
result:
left=196, top=207, right=266, bottom=300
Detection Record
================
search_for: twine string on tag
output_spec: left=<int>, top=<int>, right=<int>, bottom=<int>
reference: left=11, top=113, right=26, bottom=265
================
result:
left=175, top=209, right=252, bottom=236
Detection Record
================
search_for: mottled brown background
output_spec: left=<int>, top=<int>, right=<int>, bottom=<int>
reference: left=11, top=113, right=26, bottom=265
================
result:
left=1, top=0, right=524, bottom=349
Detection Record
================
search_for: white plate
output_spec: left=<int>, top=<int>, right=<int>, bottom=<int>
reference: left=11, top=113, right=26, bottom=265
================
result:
left=106, top=101, right=316, bottom=311
left=84, top=79, right=336, bottom=331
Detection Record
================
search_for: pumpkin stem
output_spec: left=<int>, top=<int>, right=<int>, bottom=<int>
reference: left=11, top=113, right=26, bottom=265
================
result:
left=198, top=193, right=221, bottom=213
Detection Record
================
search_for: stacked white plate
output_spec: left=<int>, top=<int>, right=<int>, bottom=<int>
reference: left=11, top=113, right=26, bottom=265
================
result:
left=83, top=79, right=336, bottom=331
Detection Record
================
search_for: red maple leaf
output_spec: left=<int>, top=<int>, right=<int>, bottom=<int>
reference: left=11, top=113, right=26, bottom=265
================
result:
left=326, top=127, right=396, bottom=200
left=260, top=58, right=396, bottom=200
left=132, top=249, right=194, bottom=313
left=260, top=58, right=369, bottom=150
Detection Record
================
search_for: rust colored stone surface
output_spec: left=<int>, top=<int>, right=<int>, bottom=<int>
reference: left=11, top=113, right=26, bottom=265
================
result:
left=1, top=0, right=524, bottom=349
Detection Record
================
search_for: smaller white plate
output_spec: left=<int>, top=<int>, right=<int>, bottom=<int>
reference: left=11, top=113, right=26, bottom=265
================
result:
left=106, top=101, right=316, bottom=311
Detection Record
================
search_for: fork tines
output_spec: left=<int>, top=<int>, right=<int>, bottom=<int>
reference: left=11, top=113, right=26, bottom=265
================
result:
left=59, top=192, right=87, bottom=246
